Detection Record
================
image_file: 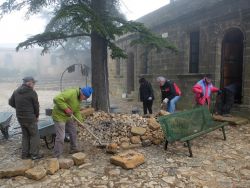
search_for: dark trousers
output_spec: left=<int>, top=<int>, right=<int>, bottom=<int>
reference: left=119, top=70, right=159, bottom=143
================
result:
left=215, top=89, right=234, bottom=115
left=18, top=118, right=40, bottom=157
left=142, top=100, right=153, bottom=114
left=222, top=89, right=234, bottom=114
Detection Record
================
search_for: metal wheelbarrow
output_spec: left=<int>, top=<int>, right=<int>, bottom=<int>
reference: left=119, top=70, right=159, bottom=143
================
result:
left=38, top=117, right=56, bottom=149
left=0, top=112, right=13, bottom=139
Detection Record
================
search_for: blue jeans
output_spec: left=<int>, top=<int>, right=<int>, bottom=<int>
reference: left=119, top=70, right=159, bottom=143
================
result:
left=167, top=96, right=181, bottom=113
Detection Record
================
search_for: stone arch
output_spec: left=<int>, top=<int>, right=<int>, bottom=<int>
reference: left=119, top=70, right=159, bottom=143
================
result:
left=220, top=27, right=244, bottom=103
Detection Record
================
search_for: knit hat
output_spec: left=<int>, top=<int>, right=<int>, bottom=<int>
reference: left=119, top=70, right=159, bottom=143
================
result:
left=81, top=86, right=93, bottom=98
left=23, top=76, right=37, bottom=83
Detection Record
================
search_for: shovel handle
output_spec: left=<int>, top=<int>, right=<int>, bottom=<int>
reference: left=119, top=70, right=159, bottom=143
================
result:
left=71, top=114, right=103, bottom=144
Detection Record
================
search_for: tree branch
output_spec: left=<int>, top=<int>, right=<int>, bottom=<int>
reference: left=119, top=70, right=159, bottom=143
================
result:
left=16, top=32, right=91, bottom=51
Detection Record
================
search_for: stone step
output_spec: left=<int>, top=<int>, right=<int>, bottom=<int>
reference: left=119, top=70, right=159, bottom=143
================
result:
left=231, top=105, right=250, bottom=120
left=213, top=114, right=249, bottom=125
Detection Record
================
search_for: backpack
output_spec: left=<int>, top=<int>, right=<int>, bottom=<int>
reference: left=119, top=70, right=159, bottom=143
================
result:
left=173, top=82, right=181, bottom=96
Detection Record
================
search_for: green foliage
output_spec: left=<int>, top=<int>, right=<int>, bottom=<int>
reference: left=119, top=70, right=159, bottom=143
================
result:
left=1, top=0, right=177, bottom=58
left=16, top=31, right=89, bottom=54
left=108, top=43, right=127, bottom=59
left=130, top=30, right=178, bottom=53
left=116, top=20, right=178, bottom=54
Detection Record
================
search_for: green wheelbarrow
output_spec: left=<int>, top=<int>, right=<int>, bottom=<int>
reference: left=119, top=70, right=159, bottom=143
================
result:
left=0, top=112, right=13, bottom=139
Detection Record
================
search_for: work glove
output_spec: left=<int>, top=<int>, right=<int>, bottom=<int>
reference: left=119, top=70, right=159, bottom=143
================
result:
left=64, top=108, right=73, bottom=116
left=148, top=97, right=152, bottom=100
left=160, top=103, right=166, bottom=110
left=163, top=98, right=169, bottom=104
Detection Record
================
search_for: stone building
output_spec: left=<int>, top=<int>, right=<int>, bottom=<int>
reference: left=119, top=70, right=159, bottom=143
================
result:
left=108, top=0, right=250, bottom=112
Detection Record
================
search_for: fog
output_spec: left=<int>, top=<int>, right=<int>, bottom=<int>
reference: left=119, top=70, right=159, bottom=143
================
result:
left=0, top=39, right=91, bottom=90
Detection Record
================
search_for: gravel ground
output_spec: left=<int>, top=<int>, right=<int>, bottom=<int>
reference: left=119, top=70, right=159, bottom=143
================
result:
left=0, top=82, right=250, bottom=188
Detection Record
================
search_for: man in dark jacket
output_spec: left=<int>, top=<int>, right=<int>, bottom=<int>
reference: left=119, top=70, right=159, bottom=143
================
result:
left=9, top=76, right=43, bottom=160
left=215, top=82, right=241, bottom=115
left=139, top=78, right=154, bottom=115
left=156, top=76, right=181, bottom=113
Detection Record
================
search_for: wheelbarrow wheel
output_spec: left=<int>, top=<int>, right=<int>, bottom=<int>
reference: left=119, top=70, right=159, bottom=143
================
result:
left=1, top=127, right=9, bottom=139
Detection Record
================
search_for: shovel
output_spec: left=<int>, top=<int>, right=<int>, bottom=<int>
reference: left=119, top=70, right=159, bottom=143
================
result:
left=71, top=114, right=108, bottom=147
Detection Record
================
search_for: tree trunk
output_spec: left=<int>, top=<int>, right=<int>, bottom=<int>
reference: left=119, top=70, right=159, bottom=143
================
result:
left=91, top=0, right=110, bottom=112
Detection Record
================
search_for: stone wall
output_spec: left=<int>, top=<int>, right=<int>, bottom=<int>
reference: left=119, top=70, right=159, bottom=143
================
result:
left=243, top=11, right=250, bottom=107
left=108, top=0, right=250, bottom=111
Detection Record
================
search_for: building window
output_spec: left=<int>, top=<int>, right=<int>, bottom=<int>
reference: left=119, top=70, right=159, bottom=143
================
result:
left=116, top=59, right=120, bottom=76
left=189, top=31, right=200, bottom=73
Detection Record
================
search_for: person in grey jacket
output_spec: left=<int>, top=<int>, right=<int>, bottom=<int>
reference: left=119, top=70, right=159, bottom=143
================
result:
left=9, top=76, right=43, bottom=160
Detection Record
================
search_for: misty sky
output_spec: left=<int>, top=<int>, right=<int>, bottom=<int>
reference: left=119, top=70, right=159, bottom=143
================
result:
left=0, top=0, right=169, bottom=47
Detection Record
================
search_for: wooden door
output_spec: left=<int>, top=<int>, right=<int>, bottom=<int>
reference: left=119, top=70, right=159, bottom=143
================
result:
left=221, top=29, right=243, bottom=103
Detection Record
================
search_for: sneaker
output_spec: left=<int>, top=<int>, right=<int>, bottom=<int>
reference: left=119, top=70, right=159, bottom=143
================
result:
left=69, top=149, right=81, bottom=154
left=64, top=134, right=70, bottom=142
left=31, top=154, right=44, bottom=160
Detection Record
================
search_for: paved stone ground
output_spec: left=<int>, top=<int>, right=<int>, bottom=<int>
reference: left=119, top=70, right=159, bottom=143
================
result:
left=0, top=83, right=250, bottom=187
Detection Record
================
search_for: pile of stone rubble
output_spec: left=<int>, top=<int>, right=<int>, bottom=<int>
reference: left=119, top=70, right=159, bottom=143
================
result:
left=77, top=110, right=167, bottom=149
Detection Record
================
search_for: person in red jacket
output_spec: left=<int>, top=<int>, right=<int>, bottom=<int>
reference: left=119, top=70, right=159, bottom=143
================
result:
left=192, top=75, right=220, bottom=108
left=157, top=76, right=181, bottom=113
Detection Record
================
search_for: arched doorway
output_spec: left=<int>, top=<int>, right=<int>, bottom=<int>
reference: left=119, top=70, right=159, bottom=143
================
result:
left=221, top=28, right=244, bottom=103
left=127, top=53, right=135, bottom=94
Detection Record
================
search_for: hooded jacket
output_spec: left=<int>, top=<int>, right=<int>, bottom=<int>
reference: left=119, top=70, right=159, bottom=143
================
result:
left=52, top=88, right=83, bottom=123
left=192, top=78, right=219, bottom=106
left=9, top=84, right=39, bottom=119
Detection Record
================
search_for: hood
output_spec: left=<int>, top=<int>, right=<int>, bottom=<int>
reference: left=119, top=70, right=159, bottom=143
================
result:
left=16, top=84, right=33, bottom=94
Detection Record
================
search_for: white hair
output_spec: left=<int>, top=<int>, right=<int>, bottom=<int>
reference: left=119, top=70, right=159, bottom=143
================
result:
left=156, top=76, right=166, bottom=82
